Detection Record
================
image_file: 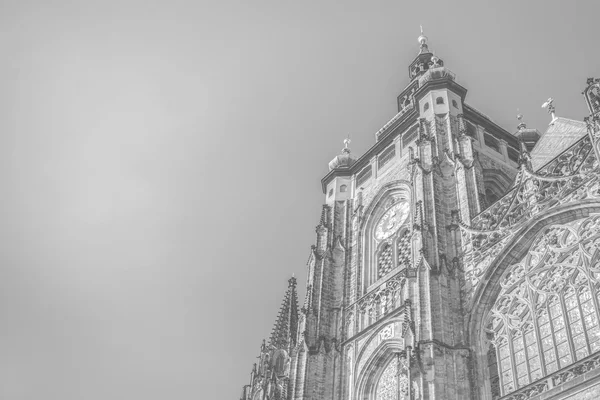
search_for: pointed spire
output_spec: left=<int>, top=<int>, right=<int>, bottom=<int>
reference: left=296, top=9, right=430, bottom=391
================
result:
left=418, top=25, right=429, bottom=54
left=268, top=276, right=299, bottom=351
left=343, top=135, right=351, bottom=154
left=517, top=110, right=527, bottom=131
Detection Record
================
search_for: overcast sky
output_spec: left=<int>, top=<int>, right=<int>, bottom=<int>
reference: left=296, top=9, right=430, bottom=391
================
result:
left=0, top=0, right=598, bottom=399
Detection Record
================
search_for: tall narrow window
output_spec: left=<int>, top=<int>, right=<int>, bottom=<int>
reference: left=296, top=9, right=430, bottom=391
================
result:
left=356, top=166, right=372, bottom=187
left=402, top=126, right=419, bottom=148
left=486, top=216, right=600, bottom=397
left=378, top=145, right=396, bottom=170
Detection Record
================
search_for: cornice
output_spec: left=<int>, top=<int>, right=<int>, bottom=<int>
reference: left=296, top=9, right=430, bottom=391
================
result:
left=413, top=76, right=468, bottom=103
left=463, top=104, right=519, bottom=148
left=321, top=110, right=418, bottom=193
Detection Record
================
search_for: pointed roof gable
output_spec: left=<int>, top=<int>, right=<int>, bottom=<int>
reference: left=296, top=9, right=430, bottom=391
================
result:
left=530, top=117, right=587, bottom=170
left=268, top=277, right=299, bottom=350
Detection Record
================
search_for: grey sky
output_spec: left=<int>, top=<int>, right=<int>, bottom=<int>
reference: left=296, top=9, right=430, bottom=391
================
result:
left=0, top=0, right=598, bottom=399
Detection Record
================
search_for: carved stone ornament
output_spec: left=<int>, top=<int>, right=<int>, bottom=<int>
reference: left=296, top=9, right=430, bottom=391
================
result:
left=459, top=135, right=599, bottom=306
left=378, top=324, right=395, bottom=343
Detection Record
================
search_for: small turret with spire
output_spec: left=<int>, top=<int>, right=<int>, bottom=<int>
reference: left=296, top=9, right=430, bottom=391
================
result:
left=328, top=136, right=357, bottom=171
left=269, top=276, right=299, bottom=352
left=514, top=110, right=541, bottom=153
left=408, top=26, right=445, bottom=81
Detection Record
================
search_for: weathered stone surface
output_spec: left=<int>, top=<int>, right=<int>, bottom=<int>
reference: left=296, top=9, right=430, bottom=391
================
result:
left=240, top=42, right=600, bottom=400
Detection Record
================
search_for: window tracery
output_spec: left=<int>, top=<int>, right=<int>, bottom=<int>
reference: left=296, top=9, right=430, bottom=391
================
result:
left=486, top=215, right=600, bottom=397
left=375, top=358, right=410, bottom=400
left=372, top=202, right=411, bottom=283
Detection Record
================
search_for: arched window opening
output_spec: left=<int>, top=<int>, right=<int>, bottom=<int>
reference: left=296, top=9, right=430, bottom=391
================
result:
left=452, top=99, right=458, bottom=108
left=423, top=102, right=430, bottom=112
left=372, top=202, right=411, bottom=284
left=487, top=343, right=500, bottom=399
left=340, top=184, right=347, bottom=193
left=328, top=188, right=333, bottom=197
left=436, top=96, right=444, bottom=105
left=466, top=121, right=477, bottom=138
left=485, top=216, right=600, bottom=397
left=274, top=353, right=285, bottom=376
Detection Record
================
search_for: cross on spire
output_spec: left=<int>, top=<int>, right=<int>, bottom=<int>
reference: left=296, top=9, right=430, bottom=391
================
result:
left=342, top=135, right=352, bottom=154
left=541, top=98, right=557, bottom=123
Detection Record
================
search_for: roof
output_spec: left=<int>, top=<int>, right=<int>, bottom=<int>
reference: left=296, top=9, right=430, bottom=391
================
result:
left=530, top=117, right=587, bottom=170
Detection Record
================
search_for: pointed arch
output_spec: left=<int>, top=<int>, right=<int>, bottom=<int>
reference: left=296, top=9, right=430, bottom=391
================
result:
left=468, top=201, right=600, bottom=399
left=355, top=340, right=405, bottom=400
left=359, top=181, right=413, bottom=294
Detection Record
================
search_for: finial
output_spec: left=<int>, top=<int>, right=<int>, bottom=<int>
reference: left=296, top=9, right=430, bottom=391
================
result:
left=288, top=275, right=297, bottom=287
left=541, top=98, right=557, bottom=123
left=418, top=25, right=429, bottom=53
left=342, top=135, right=351, bottom=154
left=516, top=109, right=526, bottom=131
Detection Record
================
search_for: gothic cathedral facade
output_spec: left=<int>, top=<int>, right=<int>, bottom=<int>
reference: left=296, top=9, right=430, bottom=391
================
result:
left=240, top=34, right=600, bottom=400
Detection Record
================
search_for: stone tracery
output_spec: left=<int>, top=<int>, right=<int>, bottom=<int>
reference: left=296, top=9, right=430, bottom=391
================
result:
left=486, top=215, right=600, bottom=397
left=460, top=135, right=599, bottom=306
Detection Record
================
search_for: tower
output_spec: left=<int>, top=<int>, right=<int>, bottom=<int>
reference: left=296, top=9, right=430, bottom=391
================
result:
left=241, top=32, right=600, bottom=400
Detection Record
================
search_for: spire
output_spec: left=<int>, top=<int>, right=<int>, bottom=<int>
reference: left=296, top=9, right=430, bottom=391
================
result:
left=268, top=276, right=299, bottom=351
left=342, top=135, right=351, bottom=154
left=514, top=111, right=540, bottom=162
left=408, top=27, right=445, bottom=80
left=517, top=110, right=527, bottom=131
left=418, top=25, right=429, bottom=54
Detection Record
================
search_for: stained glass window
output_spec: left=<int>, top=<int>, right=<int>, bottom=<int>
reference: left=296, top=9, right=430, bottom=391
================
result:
left=486, top=215, right=600, bottom=396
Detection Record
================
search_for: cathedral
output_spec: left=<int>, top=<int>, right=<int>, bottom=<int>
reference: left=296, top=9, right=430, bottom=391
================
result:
left=239, top=32, right=600, bottom=400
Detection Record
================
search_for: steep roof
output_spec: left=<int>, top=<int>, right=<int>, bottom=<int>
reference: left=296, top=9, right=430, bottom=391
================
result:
left=268, top=277, right=299, bottom=350
left=531, top=117, right=587, bottom=170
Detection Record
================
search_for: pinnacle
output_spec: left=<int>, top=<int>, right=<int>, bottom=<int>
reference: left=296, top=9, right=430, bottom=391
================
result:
left=268, top=276, right=299, bottom=350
